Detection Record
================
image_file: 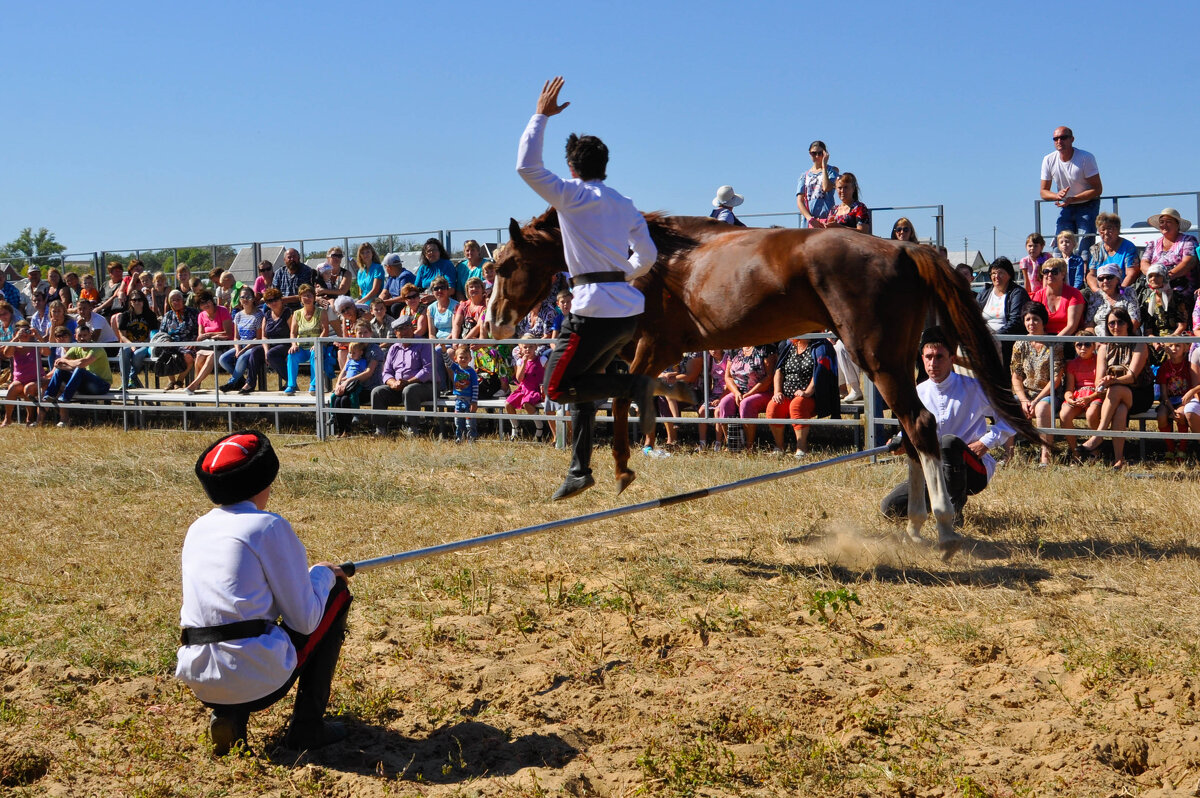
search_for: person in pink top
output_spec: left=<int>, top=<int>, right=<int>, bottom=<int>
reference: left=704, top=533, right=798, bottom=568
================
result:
left=1019, top=233, right=1051, bottom=294
left=1030, top=257, right=1085, bottom=337
left=506, top=335, right=548, bottom=440
left=253, top=261, right=274, bottom=299
left=1, top=321, right=47, bottom=426
left=185, top=289, right=235, bottom=393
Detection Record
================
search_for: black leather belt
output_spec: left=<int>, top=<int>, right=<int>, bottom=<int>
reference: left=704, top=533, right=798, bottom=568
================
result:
left=569, top=272, right=626, bottom=288
left=180, top=619, right=270, bottom=646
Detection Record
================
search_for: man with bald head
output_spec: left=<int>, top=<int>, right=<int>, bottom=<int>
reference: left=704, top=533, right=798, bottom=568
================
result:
left=271, top=248, right=317, bottom=308
left=1040, top=126, right=1103, bottom=255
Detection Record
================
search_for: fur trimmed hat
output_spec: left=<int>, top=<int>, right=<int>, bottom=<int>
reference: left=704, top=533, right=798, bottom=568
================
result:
left=195, top=431, right=279, bottom=505
left=919, top=326, right=951, bottom=349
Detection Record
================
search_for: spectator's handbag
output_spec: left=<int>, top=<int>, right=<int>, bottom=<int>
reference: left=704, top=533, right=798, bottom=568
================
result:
left=1106, top=365, right=1131, bottom=380
left=1072, top=386, right=1103, bottom=405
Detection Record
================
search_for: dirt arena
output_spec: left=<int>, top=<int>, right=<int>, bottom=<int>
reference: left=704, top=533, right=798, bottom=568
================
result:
left=3, top=427, right=1200, bottom=797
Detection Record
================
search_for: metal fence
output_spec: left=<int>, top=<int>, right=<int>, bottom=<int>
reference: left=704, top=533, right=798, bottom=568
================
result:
left=5, top=328, right=1193, bottom=459
left=3, top=201, right=947, bottom=289
left=1034, top=190, right=1200, bottom=243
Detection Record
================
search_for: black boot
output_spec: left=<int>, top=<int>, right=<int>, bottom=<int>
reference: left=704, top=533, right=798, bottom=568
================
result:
left=209, top=710, right=249, bottom=756
left=283, top=606, right=349, bottom=750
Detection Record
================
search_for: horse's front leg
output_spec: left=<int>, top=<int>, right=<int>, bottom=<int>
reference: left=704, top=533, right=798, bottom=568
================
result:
left=920, top=441, right=961, bottom=558
left=903, top=452, right=927, bottom=544
left=612, top=396, right=635, bottom=494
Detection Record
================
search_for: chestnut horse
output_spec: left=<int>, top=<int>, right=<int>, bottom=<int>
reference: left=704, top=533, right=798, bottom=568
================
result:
left=488, top=210, right=1038, bottom=554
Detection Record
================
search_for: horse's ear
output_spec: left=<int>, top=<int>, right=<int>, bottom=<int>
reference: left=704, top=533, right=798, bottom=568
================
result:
left=508, top=218, right=524, bottom=246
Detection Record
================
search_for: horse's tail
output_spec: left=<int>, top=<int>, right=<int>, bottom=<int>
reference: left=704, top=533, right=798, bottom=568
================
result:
left=909, top=246, right=1041, bottom=446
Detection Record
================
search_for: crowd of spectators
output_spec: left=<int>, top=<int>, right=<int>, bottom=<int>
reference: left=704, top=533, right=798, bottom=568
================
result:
left=2, top=125, right=1198, bottom=461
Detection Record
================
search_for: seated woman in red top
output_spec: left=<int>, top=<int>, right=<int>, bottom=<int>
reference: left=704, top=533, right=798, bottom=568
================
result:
left=1030, top=257, right=1084, bottom=338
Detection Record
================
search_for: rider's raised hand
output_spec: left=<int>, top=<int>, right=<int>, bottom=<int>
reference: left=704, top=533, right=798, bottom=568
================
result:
left=536, top=77, right=570, bottom=117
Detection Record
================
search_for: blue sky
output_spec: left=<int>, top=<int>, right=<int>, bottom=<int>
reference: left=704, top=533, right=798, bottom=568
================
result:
left=3, top=0, right=1198, bottom=262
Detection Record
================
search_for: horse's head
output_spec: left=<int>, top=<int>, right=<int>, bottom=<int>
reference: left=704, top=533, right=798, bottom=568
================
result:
left=487, top=209, right=566, bottom=340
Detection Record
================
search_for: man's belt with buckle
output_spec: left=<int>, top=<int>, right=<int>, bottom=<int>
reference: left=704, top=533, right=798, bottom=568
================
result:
left=569, top=272, right=627, bottom=289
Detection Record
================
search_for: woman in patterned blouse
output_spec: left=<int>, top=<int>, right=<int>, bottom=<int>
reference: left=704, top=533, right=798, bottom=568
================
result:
left=768, top=337, right=822, bottom=457
left=1010, top=301, right=1063, bottom=467
left=809, top=173, right=871, bottom=234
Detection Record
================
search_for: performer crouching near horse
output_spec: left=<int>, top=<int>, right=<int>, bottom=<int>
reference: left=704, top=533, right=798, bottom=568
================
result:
left=175, top=431, right=352, bottom=755
left=881, top=327, right=1015, bottom=533
left=510, top=76, right=692, bottom=500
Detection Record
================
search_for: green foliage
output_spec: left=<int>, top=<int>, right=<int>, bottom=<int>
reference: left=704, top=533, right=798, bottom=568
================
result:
left=807, top=588, right=861, bottom=625
left=2, top=226, right=67, bottom=266
left=636, top=736, right=743, bottom=796
left=955, top=774, right=989, bottom=797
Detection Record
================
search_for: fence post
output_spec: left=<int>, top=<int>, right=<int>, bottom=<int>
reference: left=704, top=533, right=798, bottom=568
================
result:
left=863, top=376, right=876, bottom=453
left=314, top=338, right=326, bottom=440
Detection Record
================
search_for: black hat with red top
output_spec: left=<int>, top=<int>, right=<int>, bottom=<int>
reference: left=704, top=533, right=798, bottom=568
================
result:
left=195, top=431, right=279, bottom=505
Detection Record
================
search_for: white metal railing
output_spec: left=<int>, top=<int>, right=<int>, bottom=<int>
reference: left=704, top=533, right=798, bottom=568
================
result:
left=3, top=330, right=1194, bottom=454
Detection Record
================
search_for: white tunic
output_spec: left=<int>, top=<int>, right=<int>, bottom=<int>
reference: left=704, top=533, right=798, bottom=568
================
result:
left=918, top=371, right=1016, bottom=481
left=175, top=501, right=335, bottom=705
left=516, top=114, right=657, bottom=318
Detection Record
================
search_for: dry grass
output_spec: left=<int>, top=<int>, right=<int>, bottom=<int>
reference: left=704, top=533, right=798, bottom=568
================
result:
left=2, top=426, right=1200, bottom=796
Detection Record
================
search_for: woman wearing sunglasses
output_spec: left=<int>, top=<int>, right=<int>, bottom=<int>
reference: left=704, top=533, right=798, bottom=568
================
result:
left=1086, top=265, right=1141, bottom=336
left=1030, top=257, right=1084, bottom=339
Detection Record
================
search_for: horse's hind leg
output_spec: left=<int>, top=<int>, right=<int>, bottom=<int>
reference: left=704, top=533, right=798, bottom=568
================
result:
left=612, top=396, right=635, bottom=493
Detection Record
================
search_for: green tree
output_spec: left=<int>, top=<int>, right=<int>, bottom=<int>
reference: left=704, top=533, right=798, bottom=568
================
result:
left=2, top=227, right=68, bottom=266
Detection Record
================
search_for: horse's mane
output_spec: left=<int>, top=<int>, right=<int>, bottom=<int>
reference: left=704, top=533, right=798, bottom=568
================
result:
left=524, top=207, right=700, bottom=261
left=643, top=212, right=701, bottom=260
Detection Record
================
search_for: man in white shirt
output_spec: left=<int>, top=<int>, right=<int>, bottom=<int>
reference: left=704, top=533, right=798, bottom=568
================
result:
left=516, top=77, right=691, bottom=501
left=176, top=431, right=352, bottom=755
left=880, top=327, right=1015, bottom=527
left=74, top=298, right=118, bottom=343
left=20, top=264, right=44, bottom=316
left=1039, top=126, right=1103, bottom=255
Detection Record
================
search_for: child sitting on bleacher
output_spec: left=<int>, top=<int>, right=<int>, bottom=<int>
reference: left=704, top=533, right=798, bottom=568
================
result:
left=506, top=335, right=546, bottom=441
left=1060, top=334, right=1101, bottom=459
left=449, top=344, right=479, bottom=443
left=1157, top=340, right=1196, bottom=461
left=330, top=340, right=373, bottom=438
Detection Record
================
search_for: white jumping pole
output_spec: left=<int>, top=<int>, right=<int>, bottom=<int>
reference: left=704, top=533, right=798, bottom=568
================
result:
left=340, top=435, right=903, bottom=576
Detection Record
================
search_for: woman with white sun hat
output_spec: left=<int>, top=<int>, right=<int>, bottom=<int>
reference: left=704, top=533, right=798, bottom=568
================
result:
left=710, top=185, right=746, bottom=226
left=1140, top=207, right=1198, bottom=312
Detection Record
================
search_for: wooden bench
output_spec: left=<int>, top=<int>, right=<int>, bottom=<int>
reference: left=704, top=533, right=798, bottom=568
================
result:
left=123, top=388, right=318, bottom=432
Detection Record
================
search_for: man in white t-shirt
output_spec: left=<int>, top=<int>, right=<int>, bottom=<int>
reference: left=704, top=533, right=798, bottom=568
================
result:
left=1039, top=126, right=1103, bottom=255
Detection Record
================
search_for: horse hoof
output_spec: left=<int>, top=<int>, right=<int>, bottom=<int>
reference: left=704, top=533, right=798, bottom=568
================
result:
left=936, top=536, right=964, bottom=562
left=615, top=470, right=636, bottom=495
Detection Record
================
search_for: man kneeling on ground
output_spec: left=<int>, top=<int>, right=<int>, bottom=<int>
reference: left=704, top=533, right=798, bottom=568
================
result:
left=175, top=431, right=353, bottom=755
left=881, top=326, right=1015, bottom=527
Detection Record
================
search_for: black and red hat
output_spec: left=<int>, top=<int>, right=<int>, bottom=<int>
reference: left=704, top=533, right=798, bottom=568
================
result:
left=195, top=431, right=279, bottom=505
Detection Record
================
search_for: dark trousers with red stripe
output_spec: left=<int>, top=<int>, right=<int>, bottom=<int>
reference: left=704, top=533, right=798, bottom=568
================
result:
left=543, top=312, right=643, bottom=479
left=205, top=582, right=352, bottom=737
left=879, top=434, right=988, bottom=519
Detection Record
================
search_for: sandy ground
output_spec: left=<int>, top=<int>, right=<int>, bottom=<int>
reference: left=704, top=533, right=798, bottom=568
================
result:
left=3, top=430, right=1200, bottom=796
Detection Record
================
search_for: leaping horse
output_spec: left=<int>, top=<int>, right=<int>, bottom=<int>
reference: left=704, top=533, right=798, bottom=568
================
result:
left=487, top=210, right=1039, bottom=554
